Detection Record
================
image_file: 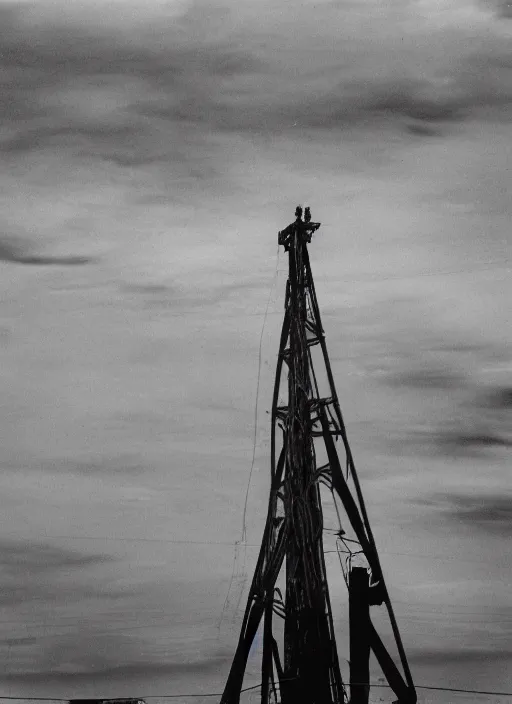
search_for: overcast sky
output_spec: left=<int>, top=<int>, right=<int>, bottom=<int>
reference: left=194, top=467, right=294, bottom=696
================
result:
left=0, top=0, right=511, bottom=701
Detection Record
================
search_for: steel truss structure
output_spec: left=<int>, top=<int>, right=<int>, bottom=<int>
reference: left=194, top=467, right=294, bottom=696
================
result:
left=220, top=208, right=417, bottom=704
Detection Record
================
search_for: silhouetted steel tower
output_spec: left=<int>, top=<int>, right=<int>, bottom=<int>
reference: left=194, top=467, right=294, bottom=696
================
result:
left=220, top=208, right=417, bottom=704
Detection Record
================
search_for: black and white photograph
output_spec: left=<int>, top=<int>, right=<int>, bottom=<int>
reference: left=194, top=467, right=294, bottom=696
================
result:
left=0, top=1, right=510, bottom=703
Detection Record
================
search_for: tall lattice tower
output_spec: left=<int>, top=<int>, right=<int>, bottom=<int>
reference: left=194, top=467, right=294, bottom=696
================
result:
left=220, top=208, right=416, bottom=704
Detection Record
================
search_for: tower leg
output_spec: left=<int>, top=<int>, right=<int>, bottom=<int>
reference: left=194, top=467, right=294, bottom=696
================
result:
left=349, top=567, right=370, bottom=704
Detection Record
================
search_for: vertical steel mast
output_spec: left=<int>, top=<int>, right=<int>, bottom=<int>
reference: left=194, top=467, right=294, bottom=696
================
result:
left=220, top=208, right=416, bottom=704
left=279, top=206, right=343, bottom=704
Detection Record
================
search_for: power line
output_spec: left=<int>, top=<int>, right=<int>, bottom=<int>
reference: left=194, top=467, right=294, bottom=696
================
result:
left=0, top=611, right=509, bottom=632
left=366, top=683, right=512, bottom=697
left=323, top=547, right=501, bottom=566
left=1, top=681, right=512, bottom=700
left=2, top=533, right=500, bottom=568
left=390, top=600, right=512, bottom=616
left=240, top=245, right=280, bottom=543
left=218, top=245, right=279, bottom=630
left=114, top=260, right=512, bottom=320
left=0, top=684, right=263, bottom=701
left=0, top=534, right=261, bottom=547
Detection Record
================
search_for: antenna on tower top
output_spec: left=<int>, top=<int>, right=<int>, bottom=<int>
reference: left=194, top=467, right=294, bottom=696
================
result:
left=278, top=206, right=320, bottom=251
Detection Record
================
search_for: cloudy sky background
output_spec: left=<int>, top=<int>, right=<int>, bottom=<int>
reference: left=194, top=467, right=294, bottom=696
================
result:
left=0, top=0, right=511, bottom=701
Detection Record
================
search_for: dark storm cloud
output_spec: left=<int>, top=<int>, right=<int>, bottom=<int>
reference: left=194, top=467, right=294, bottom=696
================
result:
left=2, top=631, right=155, bottom=678
left=0, top=540, right=121, bottom=607
left=0, top=548, right=225, bottom=676
left=0, top=238, right=27, bottom=263
left=433, top=379, right=512, bottom=456
left=481, top=385, right=512, bottom=410
left=0, top=654, right=231, bottom=682
left=400, top=411, right=511, bottom=458
left=408, top=647, right=512, bottom=665
left=380, top=332, right=511, bottom=458
left=388, top=367, right=464, bottom=390
left=1, top=125, right=139, bottom=155
left=448, top=494, right=512, bottom=533
left=3, top=636, right=38, bottom=647
left=0, top=2, right=261, bottom=161
left=406, top=123, right=440, bottom=136
left=437, top=428, right=512, bottom=454
left=0, top=542, right=149, bottom=677
left=0, top=236, right=94, bottom=266
left=1, top=0, right=511, bottom=165
left=0, top=540, right=108, bottom=573
left=419, top=493, right=512, bottom=536
left=370, top=89, right=463, bottom=122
